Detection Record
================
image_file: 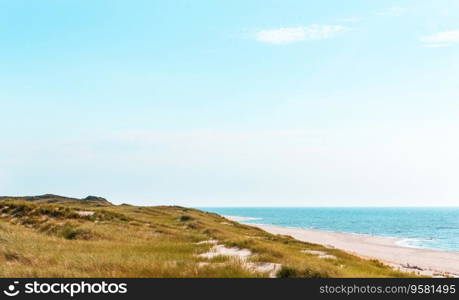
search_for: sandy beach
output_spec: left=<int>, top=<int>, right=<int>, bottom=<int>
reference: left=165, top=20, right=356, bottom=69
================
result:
left=253, top=224, right=459, bottom=277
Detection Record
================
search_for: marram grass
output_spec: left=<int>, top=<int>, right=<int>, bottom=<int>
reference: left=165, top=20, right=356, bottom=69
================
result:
left=0, top=198, right=420, bottom=278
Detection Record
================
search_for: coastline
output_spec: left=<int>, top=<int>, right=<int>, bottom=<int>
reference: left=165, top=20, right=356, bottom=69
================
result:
left=225, top=217, right=459, bottom=277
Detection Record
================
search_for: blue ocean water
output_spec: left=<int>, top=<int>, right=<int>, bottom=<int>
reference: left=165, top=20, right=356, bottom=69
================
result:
left=199, top=207, right=459, bottom=252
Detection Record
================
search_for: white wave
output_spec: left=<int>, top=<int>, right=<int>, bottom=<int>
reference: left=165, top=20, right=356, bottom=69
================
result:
left=395, top=238, right=429, bottom=249
left=224, top=215, right=262, bottom=222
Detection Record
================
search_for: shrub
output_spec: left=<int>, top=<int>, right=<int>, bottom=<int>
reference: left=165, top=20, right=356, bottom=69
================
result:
left=59, top=224, right=80, bottom=240
left=303, top=269, right=328, bottom=278
left=42, top=223, right=93, bottom=240
left=276, top=266, right=328, bottom=278
left=178, top=215, right=192, bottom=222
left=277, top=266, right=298, bottom=278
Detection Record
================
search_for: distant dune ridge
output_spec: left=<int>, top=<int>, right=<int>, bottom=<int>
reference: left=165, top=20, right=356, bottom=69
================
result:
left=0, top=194, right=111, bottom=205
left=0, top=194, right=433, bottom=278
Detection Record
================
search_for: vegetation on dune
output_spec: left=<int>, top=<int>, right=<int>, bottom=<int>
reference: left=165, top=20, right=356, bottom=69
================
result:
left=0, top=195, right=420, bottom=278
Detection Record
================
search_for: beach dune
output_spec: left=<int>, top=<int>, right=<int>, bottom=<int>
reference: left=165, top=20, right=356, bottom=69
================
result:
left=254, top=224, right=459, bottom=277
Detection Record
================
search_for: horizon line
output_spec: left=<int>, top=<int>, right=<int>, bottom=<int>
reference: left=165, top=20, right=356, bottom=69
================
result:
left=194, top=206, right=459, bottom=208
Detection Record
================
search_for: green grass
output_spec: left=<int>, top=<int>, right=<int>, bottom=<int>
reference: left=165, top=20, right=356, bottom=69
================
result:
left=0, top=197, right=421, bottom=278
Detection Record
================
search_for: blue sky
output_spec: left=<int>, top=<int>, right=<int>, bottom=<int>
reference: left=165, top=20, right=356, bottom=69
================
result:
left=1, top=0, right=459, bottom=206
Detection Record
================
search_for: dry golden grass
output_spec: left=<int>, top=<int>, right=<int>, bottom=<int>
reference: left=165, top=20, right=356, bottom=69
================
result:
left=0, top=199, right=420, bottom=278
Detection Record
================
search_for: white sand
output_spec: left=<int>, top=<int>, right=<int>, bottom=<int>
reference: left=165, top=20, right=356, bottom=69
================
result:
left=198, top=243, right=281, bottom=277
left=255, top=224, right=459, bottom=277
left=76, top=211, right=95, bottom=216
left=199, top=245, right=252, bottom=259
left=195, top=240, right=219, bottom=245
left=302, top=250, right=337, bottom=260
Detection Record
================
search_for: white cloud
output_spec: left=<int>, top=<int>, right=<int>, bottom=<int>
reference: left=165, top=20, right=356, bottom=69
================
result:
left=255, top=25, right=348, bottom=45
left=378, top=6, right=408, bottom=17
left=420, top=30, right=459, bottom=48
left=336, top=17, right=361, bottom=23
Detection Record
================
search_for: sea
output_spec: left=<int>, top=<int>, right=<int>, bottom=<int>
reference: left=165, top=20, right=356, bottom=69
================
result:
left=199, top=207, right=459, bottom=252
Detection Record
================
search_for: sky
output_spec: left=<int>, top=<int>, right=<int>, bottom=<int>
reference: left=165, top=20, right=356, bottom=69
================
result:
left=1, top=0, right=459, bottom=206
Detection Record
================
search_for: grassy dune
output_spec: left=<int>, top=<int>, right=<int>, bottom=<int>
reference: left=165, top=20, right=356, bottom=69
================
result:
left=0, top=195, right=419, bottom=278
